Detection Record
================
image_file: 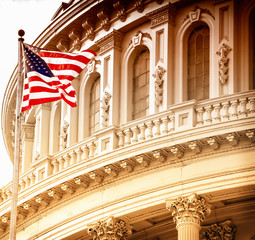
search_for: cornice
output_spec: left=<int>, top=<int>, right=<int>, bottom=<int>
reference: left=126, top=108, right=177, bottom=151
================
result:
left=0, top=127, right=254, bottom=238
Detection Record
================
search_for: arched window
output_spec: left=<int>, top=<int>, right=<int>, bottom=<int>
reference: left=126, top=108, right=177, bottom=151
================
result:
left=89, top=76, right=100, bottom=135
left=132, top=49, right=150, bottom=120
left=188, top=24, right=209, bottom=100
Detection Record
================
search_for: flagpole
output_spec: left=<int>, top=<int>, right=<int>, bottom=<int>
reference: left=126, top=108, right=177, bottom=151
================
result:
left=9, top=29, right=25, bottom=240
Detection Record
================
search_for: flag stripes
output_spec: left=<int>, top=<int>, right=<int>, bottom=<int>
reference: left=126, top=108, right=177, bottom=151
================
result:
left=21, top=43, right=96, bottom=112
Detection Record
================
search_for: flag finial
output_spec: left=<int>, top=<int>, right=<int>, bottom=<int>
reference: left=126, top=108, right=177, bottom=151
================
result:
left=18, top=29, right=25, bottom=38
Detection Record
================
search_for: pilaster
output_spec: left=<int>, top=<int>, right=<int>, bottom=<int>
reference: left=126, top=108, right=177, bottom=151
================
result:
left=146, top=3, right=177, bottom=112
left=96, top=30, right=124, bottom=127
left=21, top=123, right=35, bottom=172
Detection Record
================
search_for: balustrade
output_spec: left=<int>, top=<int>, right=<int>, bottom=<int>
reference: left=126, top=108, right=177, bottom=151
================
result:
left=0, top=91, right=253, bottom=204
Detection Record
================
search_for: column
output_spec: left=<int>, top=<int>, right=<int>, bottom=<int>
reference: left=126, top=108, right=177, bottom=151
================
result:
left=166, top=193, right=211, bottom=240
left=21, top=123, right=35, bottom=173
left=88, top=216, right=132, bottom=240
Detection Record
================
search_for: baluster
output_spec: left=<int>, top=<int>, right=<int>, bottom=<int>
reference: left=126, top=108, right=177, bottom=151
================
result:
left=70, top=151, right=77, bottom=165
left=196, top=107, right=204, bottom=126
left=81, top=145, right=89, bottom=160
left=249, top=97, right=255, bottom=114
left=222, top=102, right=230, bottom=120
left=161, top=117, right=169, bottom=134
left=131, top=126, right=139, bottom=143
left=146, top=121, right=154, bottom=139
left=153, top=119, right=161, bottom=136
left=204, top=106, right=212, bottom=125
left=169, top=116, right=175, bottom=132
left=117, top=131, right=124, bottom=147
left=239, top=98, right=247, bottom=117
left=30, top=173, right=36, bottom=185
left=64, top=154, right=71, bottom=168
left=25, top=176, right=31, bottom=189
left=58, top=156, right=65, bottom=171
left=138, top=124, right=146, bottom=141
left=213, top=103, right=221, bottom=123
left=20, top=180, right=26, bottom=192
left=230, top=100, right=238, bottom=119
left=75, top=148, right=82, bottom=163
left=124, top=129, right=132, bottom=145
left=51, top=159, right=59, bottom=174
left=88, top=142, right=96, bottom=158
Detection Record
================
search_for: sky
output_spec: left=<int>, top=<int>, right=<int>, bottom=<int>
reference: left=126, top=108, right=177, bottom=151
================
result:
left=0, top=0, right=67, bottom=187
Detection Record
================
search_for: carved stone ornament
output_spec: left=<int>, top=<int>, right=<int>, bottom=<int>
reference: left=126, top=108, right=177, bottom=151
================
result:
left=146, top=3, right=177, bottom=27
left=189, top=7, right=201, bottom=22
left=152, top=65, right=166, bottom=106
left=113, top=0, right=127, bottom=22
left=82, top=15, right=95, bottom=41
left=201, top=220, right=236, bottom=240
left=87, top=59, right=96, bottom=74
left=68, top=27, right=82, bottom=51
left=101, top=90, right=111, bottom=127
left=166, top=193, right=211, bottom=227
left=56, top=35, right=70, bottom=52
left=216, top=43, right=232, bottom=84
left=88, top=216, right=132, bottom=240
left=134, top=0, right=144, bottom=13
left=60, top=121, right=69, bottom=150
left=96, top=30, right=124, bottom=55
left=97, top=8, right=111, bottom=31
left=22, top=123, right=35, bottom=140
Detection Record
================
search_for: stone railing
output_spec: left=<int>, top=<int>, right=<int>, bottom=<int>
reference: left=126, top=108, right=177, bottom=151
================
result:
left=0, top=90, right=254, bottom=203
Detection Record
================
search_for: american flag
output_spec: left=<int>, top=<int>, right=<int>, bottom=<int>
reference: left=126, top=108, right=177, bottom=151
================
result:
left=21, top=43, right=96, bottom=112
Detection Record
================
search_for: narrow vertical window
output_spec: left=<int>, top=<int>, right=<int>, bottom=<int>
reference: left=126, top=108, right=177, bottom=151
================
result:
left=132, top=49, right=150, bottom=120
left=89, top=77, right=100, bottom=134
left=188, top=25, right=210, bottom=100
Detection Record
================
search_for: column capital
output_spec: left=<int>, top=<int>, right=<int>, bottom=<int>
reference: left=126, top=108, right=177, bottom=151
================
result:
left=88, top=216, right=132, bottom=240
left=166, top=193, right=211, bottom=228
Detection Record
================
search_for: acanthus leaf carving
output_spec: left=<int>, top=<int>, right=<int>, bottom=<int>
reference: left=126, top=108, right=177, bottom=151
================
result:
left=101, top=90, right=111, bottom=128
left=88, top=216, right=132, bottom=240
left=134, top=0, right=144, bottom=13
left=216, top=43, right=232, bottom=84
left=56, top=35, right=70, bottom=52
left=201, top=220, right=236, bottom=240
left=152, top=65, right=166, bottom=106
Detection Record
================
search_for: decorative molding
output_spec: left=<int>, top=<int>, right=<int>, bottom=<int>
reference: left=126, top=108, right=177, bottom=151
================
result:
left=170, top=146, right=184, bottom=158
left=152, top=65, right=166, bottom=106
left=60, top=121, right=69, bottom=150
left=166, top=193, right=211, bottom=227
left=105, top=166, right=118, bottom=178
left=101, top=90, right=111, bottom=128
left=216, top=43, right=232, bottom=84
left=96, top=29, right=124, bottom=55
left=201, top=220, right=236, bottom=240
left=226, top=133, right=239, bottom=146
left=68, top=26, right=82, bottom=51
left=183, top=6, right=215, bottom=23
left=56, top=35, right=70, bottom=52
left=153, top=150, right=166, bottom=162
left=207, top=137, right=220, bottom=150
left=113, top=0, right=127, bottom=22
left=189, top=141, right=201, bottom=154
left=22, top=123, right=35, bottom=140
left=97, top=7, right=111, bottom=31
left=146, top=3, right=177, bottom=27
left=88, top=216, right=132, bottom=240
left=131, top=31, right=152, bottom=47
left=134, top=0, right=144, bottom=13
left=136, top=155, right=150, bottom=167
left=82, top=15, right=95, bottom=41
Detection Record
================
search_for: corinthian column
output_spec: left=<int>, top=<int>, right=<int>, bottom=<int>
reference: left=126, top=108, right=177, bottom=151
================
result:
left=166, top=193, right=211, bottom=240
left=88, top=216, right=132, bottom=240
